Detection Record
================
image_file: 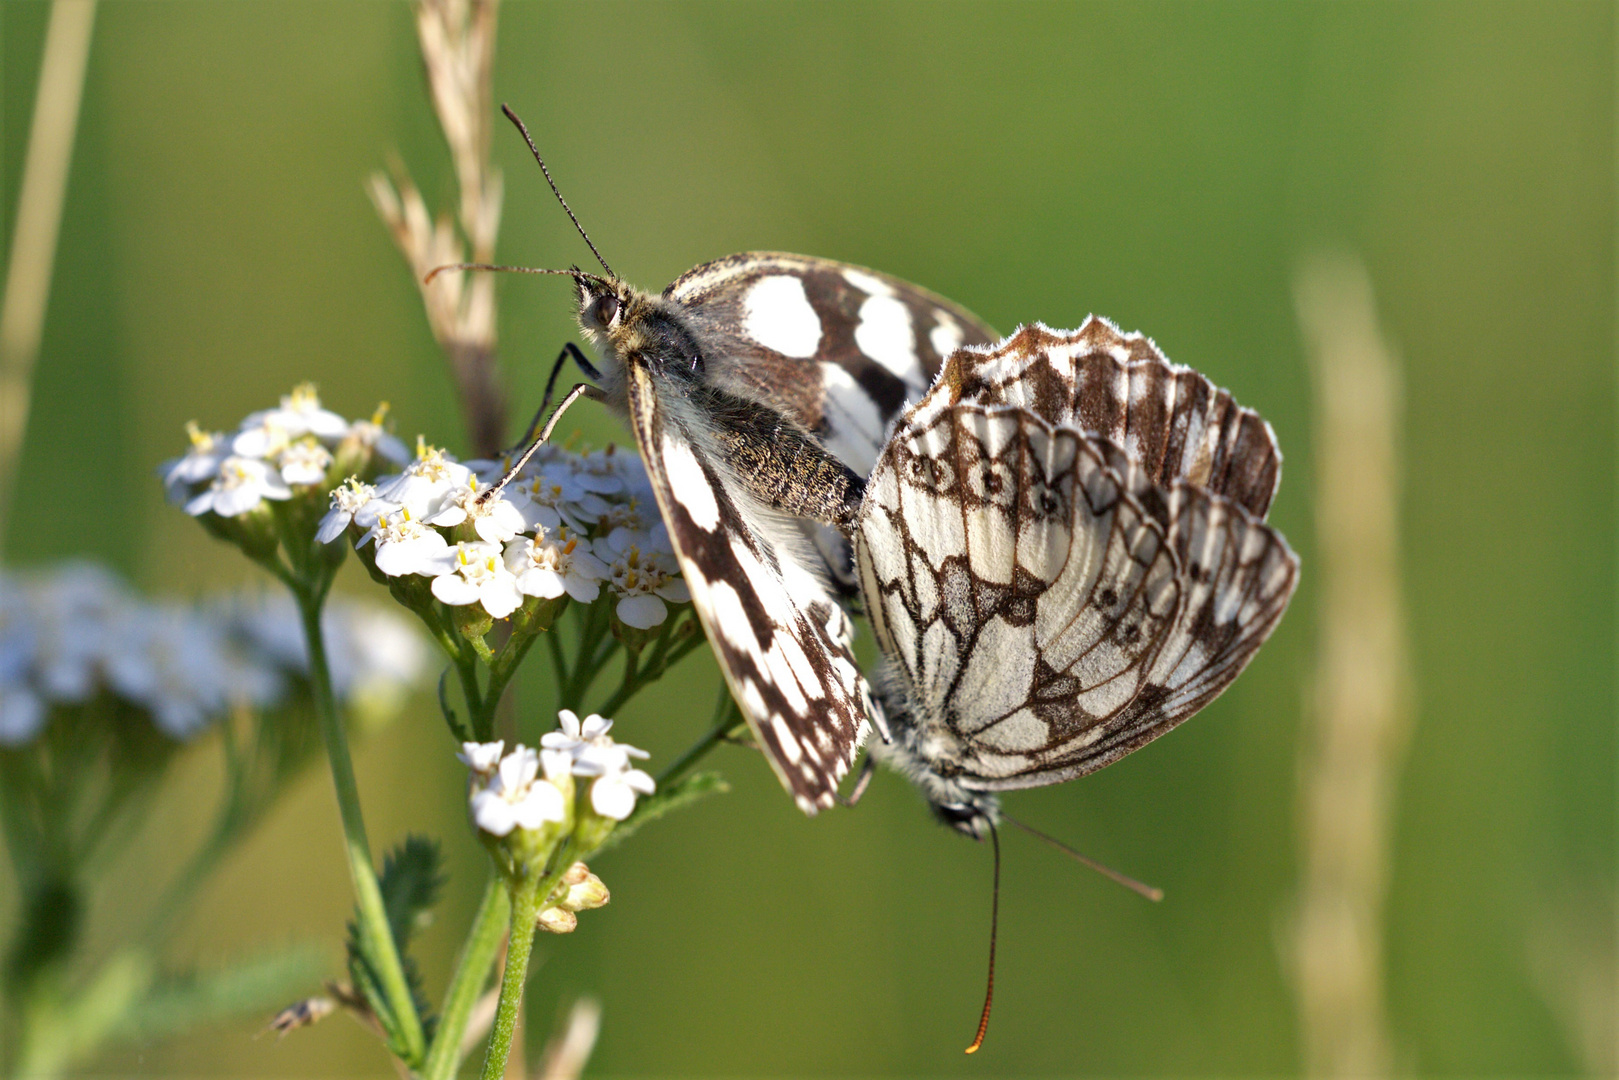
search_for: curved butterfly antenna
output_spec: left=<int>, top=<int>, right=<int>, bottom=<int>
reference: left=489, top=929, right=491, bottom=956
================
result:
left=421, top=262, right=612, bottom=291
left=1002, top=813, right=1163, bottom=902
left=500, top=104, right=616, bottom=281
left=965, top=820, right=1001, bottom=1054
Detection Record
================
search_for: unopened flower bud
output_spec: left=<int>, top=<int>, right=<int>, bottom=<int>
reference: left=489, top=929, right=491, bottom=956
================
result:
left=554, top=863, right=609, bottom=912
left=536, top=906, right=578, bottom=934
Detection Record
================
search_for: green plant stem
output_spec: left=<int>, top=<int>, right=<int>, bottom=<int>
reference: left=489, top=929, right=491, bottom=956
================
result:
left=597, top=628, right=706, bottom=719
left=421, top=873, right=509, bottom=1080
left=294, top=586, right=427, bottom=1065
left=477, top=879, right=539, bottom=1080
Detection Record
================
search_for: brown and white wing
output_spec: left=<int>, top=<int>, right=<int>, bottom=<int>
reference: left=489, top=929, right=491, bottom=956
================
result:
left=856, top=403, right=1183, bottom=786
left=624, top=362, right=874, bottom=813
left=981, top=471, right=1298, bottom=791
left=665, top=252, right=997, bottom=476
left=924, top=318, right=1282, bottom=518
left=857, top=398, right=1298, bottom=792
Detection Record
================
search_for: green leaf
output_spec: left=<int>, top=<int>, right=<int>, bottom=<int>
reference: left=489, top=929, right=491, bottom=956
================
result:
left=346, top=835, right=444, bottom=1054
left=591, top=771, right=729, bottom=855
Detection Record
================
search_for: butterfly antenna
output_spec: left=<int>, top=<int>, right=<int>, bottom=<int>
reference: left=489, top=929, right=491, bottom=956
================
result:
left=501, top=104, right=616, bottom=280
left=421, top=263, right=613, bottom=291
left=965, top=820, right=1001, bottom=1055
left=1001, top=813, right=1164, bottom=902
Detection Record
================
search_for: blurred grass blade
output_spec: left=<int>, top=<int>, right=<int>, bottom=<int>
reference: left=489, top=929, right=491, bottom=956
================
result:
left=1289, top=251, right=1411, bottom=1078
left=0, top=0, right=96, bottom=553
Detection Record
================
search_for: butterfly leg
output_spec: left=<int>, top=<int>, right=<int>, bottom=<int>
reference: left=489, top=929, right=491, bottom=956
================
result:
left=835, top=753, right=876, bottom=808
left=479, top=382, right=607, bottom=503
left=517, top=342, right=600, bottom=446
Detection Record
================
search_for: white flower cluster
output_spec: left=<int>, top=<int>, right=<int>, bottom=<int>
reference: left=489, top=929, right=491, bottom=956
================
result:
left=0, top=562, right=428, bottom=746
left=162, top=384, right=409, bottom=517
left=331, top=442, right=691, bottom=629
left=459, top=710, right=654, bottom=835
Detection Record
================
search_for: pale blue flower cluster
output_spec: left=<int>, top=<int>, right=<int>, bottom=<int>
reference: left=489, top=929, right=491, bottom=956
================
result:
left=0, top=562, right=427, bottom=745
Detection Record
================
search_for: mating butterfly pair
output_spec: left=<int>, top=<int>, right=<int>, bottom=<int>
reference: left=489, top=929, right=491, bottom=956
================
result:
left=553, top=250, right=1298, bottom=826
left=488, top=104, right=1298, bottom=1052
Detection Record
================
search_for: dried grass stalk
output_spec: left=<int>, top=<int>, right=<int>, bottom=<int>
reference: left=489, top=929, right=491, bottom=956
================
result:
left=1289, top=251, right=1411, bottom=1078
left=369, top=0, right=506, bottom=456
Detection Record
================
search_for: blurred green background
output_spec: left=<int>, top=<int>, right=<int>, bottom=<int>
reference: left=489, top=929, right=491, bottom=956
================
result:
left=2, top=1, right=1612, bottom=1075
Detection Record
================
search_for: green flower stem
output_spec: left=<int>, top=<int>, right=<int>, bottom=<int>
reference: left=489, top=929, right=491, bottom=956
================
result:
left=597, top=625, right=705, bottom=719
left=455, top=652, right=487, bottom=740
left=477, top=848, right=576, bottom=1080
left=560, top=602, right=613, bottom=707
left=294, top=586, right=427, bottom=1065
left=421, top=873, right=509, bottom=1080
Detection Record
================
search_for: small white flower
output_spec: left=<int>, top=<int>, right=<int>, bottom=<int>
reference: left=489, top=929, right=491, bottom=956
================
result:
left=317, top=477, right=378, bottom=543
left=185, top=456, right=293, bottom=517
left=431, top=541, right=524, bottom=618
left=231, top=417, right=292, bottom=460
left=372, top=441, right=473, bottom=520
left=0, top=689, right=44, bottom=746
left=423, top=483, right=529, bottom=544
left=469, top=744, right=567, bottom=836
left=541, top=709, right=652, bottom=786
left=542, top=708, right=616, bottom=756
left=457, top=740, right=504, bottom=775
left=276, top=440, right=334, bottom=486
left=236, top=384, right=350, bottom=454
left=345, top=416, right=410, bottom=464
left=587, top=762, right=656, bottom=821
left=160, top=422, right=230, bottom=504
left=518, top=465, right=609, bottom=535
left=573, top=448, right=629, bottom=496
left=363, top=510, right=453, bottom=577
left=503, top=527, right=609, bottom=603
left=597, top=532, right=690, bottom=630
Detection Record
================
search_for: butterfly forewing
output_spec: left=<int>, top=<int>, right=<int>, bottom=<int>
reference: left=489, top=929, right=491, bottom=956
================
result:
left=622, top=363, right=872, bottom=813
left=667, top=253, right=998, bottom=474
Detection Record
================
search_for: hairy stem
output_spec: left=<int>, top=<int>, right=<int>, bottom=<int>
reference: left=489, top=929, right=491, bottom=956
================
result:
left=477, top=848, right=575, bottom=1080
left=421, top=873, right=509, bottom=1080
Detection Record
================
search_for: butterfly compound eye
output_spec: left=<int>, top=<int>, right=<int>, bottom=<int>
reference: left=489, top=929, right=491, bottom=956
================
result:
left=595, top=294, right=620, bottom=326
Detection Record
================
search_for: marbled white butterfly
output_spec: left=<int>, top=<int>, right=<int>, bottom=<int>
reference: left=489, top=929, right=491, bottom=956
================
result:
left=852, top=318, right=1299, bottom=1048
left=487, top=108, right=996, bottom=813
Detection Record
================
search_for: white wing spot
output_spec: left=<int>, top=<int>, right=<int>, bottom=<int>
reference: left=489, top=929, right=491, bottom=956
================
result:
left=772, top=714, right=803, bottom=764
left=842, top=268, right=893, bottom=297
left=930, top=311, right=964, bottom=357
left=660, top=430, right=720, bottom=530
left=855, top=293, right=918, bottom=380
left=744, top=275, right=822, bottom=358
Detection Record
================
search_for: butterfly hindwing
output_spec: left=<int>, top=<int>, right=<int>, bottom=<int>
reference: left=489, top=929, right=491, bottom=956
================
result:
left=858, top=403, right=1183, bottom=784
left=861, top=324, right=1299, bottom=800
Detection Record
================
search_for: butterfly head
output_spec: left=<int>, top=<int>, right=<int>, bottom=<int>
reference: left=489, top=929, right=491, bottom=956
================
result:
left=572, top=271, right=704, bottom=384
